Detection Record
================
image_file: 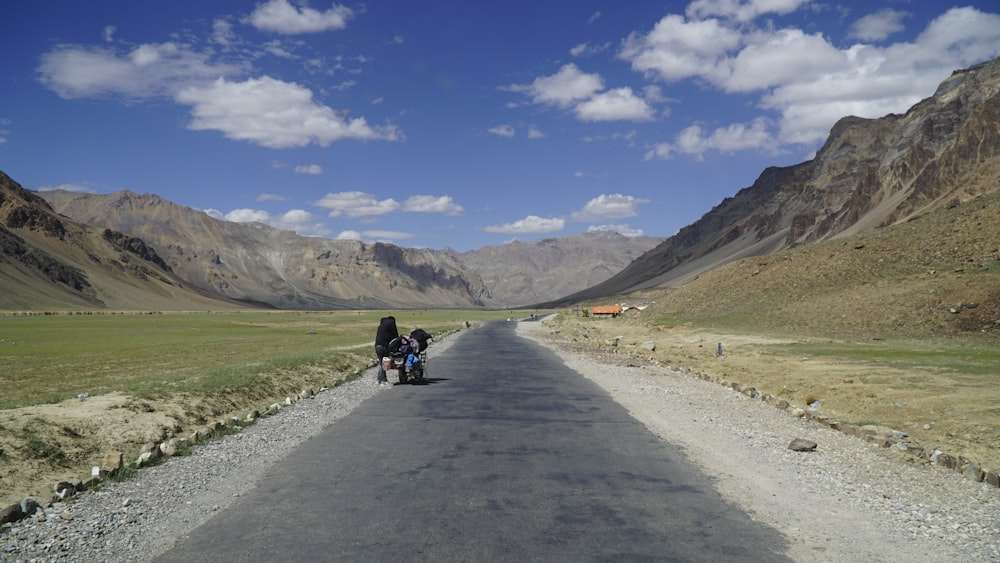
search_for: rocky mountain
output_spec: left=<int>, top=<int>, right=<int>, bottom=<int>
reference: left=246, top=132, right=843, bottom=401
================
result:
left=550, top=56, right=1000, bottom=305
left=450, top=231, right=662, bottom=307
left=37, top=191, right=662, bottom=310
left=0, top=172, right=233, bottom=310
left=39, top=190, right=491, bottom=310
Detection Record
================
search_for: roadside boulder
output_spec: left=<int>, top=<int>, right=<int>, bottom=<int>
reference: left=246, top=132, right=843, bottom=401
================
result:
left=788, top=438, right=818, bottom=452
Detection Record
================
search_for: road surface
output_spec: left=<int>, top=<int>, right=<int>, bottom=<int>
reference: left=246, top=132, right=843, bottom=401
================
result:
left=157, top=321, right=791, bottom=561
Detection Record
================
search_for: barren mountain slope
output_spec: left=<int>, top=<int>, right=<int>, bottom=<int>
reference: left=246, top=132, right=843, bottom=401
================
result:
left=552, top=56, right=1000, bottom=305
left=645, top=189, right=1000, bottom=338
left=451, top=231, right=663, bottom=308
left=0, top=172, right=233, bottom=310
left=40, top=190, right=490, bottom=310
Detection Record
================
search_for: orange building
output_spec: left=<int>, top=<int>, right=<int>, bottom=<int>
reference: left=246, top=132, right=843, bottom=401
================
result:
left=591, top=305, right=623, bottom=317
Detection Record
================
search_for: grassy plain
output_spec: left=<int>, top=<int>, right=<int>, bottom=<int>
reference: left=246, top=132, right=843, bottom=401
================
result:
left=0, top=310, right=515, bottom=409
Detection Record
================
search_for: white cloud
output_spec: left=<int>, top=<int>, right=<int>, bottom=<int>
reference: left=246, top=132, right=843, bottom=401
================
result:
left=724, top=29, right=845, bottom=93
left=314, top=191, right=462, bottom=219
left=175, top=76, right=403, bottom=148
left=686, top=0, right=810, bottom=23
left=508, top=63, right=663, bottom=123
left=257, top=193, right=285, bottom=201
left=262, top=40, right=296, bottom=59
left=624, top=6, right=1000, bottom=154
left=37, top=42, right=245, bottom=100
left=336, top=230, right=362, bottom=241
left=587, top=224, right=645, bottom=237
left=488, top=124, right=515, bottom=137
left=212, top=19, right=236, bottom=46
left=295, top=164, right=323, bottom=175
left=507, top=63, right=604, bottom=108
left=619, top=15, right=741, bottom=84
left=527, top=127, right=546, bottom=139
left=570, top=42, right=610, bottom=57
left=485, top=215, right=565, bottom=234
left=337, top=229, right=413, bottom=244
left=214, top=207, right=330, bottom=236
left=403, top=195, right=464, bottom=215
left=574, top=87, right=654, bottom=122
left=314, top=191, right=400, bottom=218
left=570, top=194, right=649, bottom=222
left=103, top=25, right=116, bottom=43
left=645, top=117, right=776, bottom=160
left=222, top=208, right=272, bottom=223
left=849, top=9, right=909, bottom=42
left=272, top=209, right=330, bottom=236
left=248, top=0, right=353, bottom=34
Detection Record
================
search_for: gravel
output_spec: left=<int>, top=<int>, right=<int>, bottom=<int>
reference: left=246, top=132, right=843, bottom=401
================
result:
left=2, top=322, right=998, bottom=562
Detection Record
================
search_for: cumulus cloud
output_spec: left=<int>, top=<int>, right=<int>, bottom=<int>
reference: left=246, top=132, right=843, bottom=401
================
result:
left=175, top=76, right=403, bottom=148
left=506, top=63, right=603, bottom=108
left=488, top=124, right=515, bottom=137
left=335, top=230, right=363, bottom=241
left=623, top=6, right=1000, bottom=153
left=645, top=117, right=777, bottom=160
left=619, top=15, right=741, bottom=84
left=211, top=19, right=236, bottom=46
left=335, top=229, right=413, bottom=244
left=574, top=87, right=654, bottom=122
left=849, top=9, right=909, bottom=42
left=403, top=195, right=464, bottom=215
left=295, top=164, right=323, bottom=175
left=570, top=42, right=610, bottom=57
left=37, top=42, right=244, bottom=100
left=248, top=0, right=353, bottom=34
left=527, top=127, right=546, bottom=139
left=685, top=0, right=810, bottom=23
left=485, top=215, right=565, bottom=234
left=36, top=32, right=397, bottom=150
left=570, top=194, right=649, bottom=222
left=314, top=191, right=462, bottom=218
left=314, top=191, right=400, bottom=218
left=507, top=63, right=660, bottom=123
left=211, top=207, right=330, bottom=236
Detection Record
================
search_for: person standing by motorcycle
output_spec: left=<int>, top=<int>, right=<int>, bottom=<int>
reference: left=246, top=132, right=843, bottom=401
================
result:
left=374, top=316, right=398, bottom=386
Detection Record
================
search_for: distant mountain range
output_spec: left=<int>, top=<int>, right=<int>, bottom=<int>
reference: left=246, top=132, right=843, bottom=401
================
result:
left=1, top=180, right=660, bottom=310
left=4, top=55, right=999, bottom=311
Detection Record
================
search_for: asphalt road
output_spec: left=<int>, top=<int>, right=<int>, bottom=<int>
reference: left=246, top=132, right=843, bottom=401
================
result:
left=157, top=321, right=791, bottom=562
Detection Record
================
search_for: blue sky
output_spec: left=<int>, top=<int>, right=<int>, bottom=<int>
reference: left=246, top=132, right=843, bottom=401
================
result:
left=2, top=1, right=999, bottom=251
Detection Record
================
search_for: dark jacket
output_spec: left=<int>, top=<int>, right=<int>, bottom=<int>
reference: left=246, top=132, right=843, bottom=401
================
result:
left=375, top=316, right=399, bottom=348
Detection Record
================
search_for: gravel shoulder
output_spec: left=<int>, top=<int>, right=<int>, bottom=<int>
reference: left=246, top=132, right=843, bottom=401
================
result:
left=2, top=322, right=998, bottom=562
left=517, top=319, right=1000, bottom=562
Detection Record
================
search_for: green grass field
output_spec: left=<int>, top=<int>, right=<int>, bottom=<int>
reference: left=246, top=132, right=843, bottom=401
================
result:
left=0, top=309, right=521, bottom=409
